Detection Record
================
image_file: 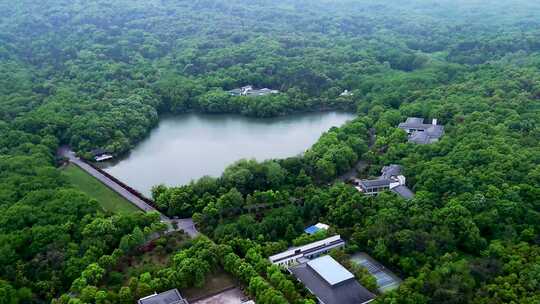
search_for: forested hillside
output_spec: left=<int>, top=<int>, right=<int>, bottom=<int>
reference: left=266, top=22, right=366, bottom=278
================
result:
left=0, top=0, right=539, bottom=303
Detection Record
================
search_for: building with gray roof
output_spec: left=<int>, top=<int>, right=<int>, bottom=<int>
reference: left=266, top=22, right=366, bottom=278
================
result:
left=390, top=185, right=415, bottom=200
left=138, top=289, right=189, bottom=304
left=356, top=178, right=393, bottom=195
left=289, top=255, right=376, bottom=304
left=228, top=85, right=279, bottom=97
left=380, top=164, right=402, bottom=179
left=351, top=164, right=414, bottom=199
left=398, top=117, right=444, bottom=144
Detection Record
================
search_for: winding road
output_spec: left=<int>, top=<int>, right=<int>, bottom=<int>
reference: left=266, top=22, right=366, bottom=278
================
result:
left=59, top=147, right=199, bottom=238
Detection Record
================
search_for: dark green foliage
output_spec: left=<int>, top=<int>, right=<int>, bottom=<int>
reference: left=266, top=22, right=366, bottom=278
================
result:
left=2, top=0, right=540, bottom=303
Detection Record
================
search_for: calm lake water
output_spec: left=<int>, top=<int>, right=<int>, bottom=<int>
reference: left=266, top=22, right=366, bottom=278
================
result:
left=102, top=112, right=355, bottom=196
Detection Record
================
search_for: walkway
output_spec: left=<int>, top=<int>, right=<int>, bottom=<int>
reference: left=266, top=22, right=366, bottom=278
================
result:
left=59, top=147, right=199, bottom=237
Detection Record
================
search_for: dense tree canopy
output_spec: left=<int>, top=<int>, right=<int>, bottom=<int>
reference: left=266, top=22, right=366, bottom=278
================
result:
left=0, top=0, right=539, bottom=303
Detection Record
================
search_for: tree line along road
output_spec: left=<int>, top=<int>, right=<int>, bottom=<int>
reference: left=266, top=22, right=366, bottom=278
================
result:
left=58, top=146, right=199, bottom=238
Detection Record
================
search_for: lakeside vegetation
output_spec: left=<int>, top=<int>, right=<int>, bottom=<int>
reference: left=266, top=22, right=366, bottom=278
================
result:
left=0, top=0, right=539, bottom=303
left=61, top=164, right=139, bottom=214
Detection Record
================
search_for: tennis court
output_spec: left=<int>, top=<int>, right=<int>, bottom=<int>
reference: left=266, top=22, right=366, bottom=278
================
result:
left=351, top=252, right=402, bottom=292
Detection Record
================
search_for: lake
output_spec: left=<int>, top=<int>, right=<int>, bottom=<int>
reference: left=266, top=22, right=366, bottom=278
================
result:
left=102, top=112, right=356, bottom=196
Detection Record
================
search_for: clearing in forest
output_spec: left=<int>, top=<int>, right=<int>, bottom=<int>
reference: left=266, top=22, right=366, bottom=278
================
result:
left=62, top=164, right=140, bottom=214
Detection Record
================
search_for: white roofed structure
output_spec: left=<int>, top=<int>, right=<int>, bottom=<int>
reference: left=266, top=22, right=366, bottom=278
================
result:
left=315, top=223, right=330, bottom=230
left=307, top=255, right=355, bottom=286
left=290, top=255, right=376, bottom=304
left=269, top=235, right=345, bottom=267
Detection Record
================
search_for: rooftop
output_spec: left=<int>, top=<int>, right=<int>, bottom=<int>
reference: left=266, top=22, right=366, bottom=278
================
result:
left=269, top=235, right=344, bottom=263
left=359, top=179, right=392, bottom=188
left=356, top=164, right=414, bottom=199
left=408, top=127, right=443, bottom=144
left=391, top=185, right=415, bottom=199
left=340, top=90, right=354, bottom=96
left=304, top=225, right=320, bottom=235
left=304, top=223, right=330, bottom=235
left=398, top=117, right=444, bottom=144
left=380, top=164, right=402, bottom=179
left=398, top=117, right=425, bottom=128
left=138, top=289, right=188, bottom=304
left=228, top=85, right=279, bottom=97
left=290, top=256, right=376, bottom=304
left=307, top=255, right=355, bottom=286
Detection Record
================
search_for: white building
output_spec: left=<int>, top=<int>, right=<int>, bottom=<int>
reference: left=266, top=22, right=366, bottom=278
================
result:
left=269, top=235, right=345, bottom=267
left=228, top=85, right=279, bottom=97
left=340, top=90, right=353, bottom=97
left=289, top=255, right=376, bottom=304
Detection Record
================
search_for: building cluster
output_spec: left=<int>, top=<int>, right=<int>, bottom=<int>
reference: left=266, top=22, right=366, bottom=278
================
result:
left=350, top=164, right=414, bottom=199
left=398, top=117, right=444, bottom=144
left=269, top=235, right=377, bottom=304
left=138, top=235, right=401, bottom=304
left=228, top=85, right=279, bottom=97
left=135, top=118, right=444, bottom=304
left=347, top=117, right=445, bottom=198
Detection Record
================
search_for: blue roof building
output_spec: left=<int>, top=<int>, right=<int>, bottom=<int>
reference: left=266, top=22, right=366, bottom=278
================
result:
left=304, top=223, right=330, bottom=235
left=305, top=226, right=320, bottom=234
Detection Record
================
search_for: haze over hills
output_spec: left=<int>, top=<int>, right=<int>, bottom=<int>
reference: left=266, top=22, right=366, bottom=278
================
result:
left=0, top=1, right=539, bottom=303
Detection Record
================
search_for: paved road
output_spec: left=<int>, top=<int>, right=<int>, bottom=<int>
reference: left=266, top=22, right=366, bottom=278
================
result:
left=59, top=147, right=199, bottom=237
left=338, top=160, right=368, bottom=182
left=171, top=218, right=199, bottom=238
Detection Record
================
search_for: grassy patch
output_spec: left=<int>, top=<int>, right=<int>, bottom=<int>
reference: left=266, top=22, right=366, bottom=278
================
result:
left=182, top=269, right=236, bottom=301
left=62, top=163, right=139, bottom=214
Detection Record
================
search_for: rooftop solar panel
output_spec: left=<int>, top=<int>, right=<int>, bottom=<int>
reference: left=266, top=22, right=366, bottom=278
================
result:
left=307, top=255, right=354, bottom=286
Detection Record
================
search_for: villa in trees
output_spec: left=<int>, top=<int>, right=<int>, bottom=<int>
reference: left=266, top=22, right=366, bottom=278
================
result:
left=228, top=85, right=279, bottom=97
left=350, top=164, right=415, bottom=199
left=138, top=289, right=189, bottom=304
left=398, top=117, right=444, bottom=144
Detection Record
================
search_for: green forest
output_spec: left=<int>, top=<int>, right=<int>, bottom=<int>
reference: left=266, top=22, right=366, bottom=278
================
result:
left=0, top=0, right=539, bottom=303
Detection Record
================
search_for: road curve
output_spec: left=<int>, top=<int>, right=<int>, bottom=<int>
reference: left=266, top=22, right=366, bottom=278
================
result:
left=59, top=147, right=199, bottom=237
